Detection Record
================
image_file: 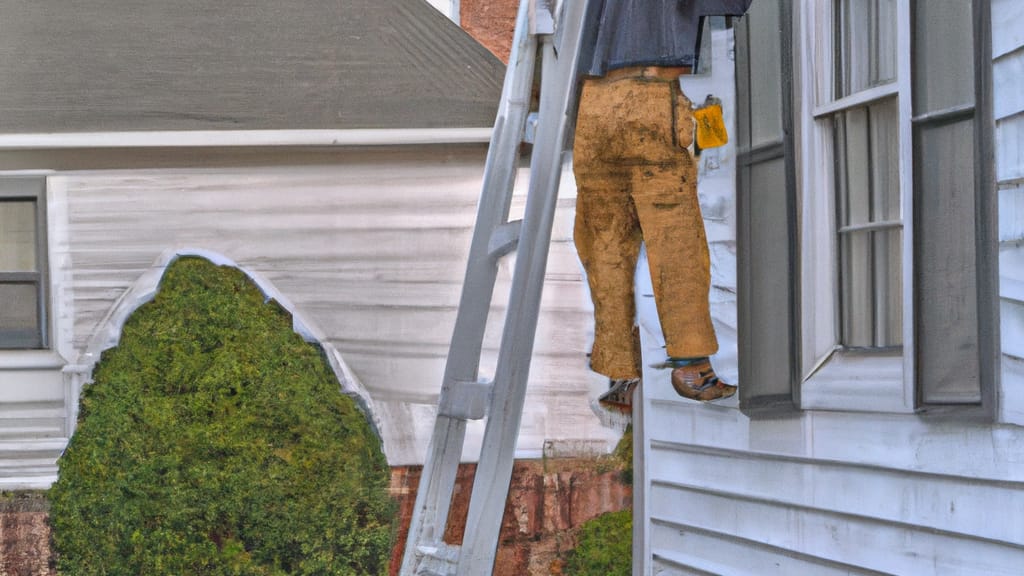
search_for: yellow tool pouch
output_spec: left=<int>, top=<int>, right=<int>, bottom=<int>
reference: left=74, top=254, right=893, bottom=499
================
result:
left=694, top=100, right=728, bottom=149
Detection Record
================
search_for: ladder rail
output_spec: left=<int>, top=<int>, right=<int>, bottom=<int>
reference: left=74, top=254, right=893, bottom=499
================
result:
left=399, top=1, right=540, bottom=572
left=456, top=1, right=589, bottom=571
left=401, top=0, right=590, bottom=572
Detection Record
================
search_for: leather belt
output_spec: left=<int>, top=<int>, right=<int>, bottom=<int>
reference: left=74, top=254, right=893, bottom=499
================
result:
left=600, top=65, right=692, bottom=82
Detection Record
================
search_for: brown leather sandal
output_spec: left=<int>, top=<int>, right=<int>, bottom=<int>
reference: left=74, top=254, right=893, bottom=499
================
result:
left=670, top=359, right=736, bottom=402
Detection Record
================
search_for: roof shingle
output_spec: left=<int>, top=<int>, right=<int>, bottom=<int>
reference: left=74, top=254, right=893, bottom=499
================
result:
left=0, top=0, right=506, bottom=133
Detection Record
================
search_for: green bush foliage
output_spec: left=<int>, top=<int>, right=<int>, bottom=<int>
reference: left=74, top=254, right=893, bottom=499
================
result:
left=564, top=510, right=632, bottom=576
left=49, top=257, right=396, bottom=575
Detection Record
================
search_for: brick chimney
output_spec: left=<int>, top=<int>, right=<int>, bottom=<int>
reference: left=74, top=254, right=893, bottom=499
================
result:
left=460, top=0, right=519, bottom=63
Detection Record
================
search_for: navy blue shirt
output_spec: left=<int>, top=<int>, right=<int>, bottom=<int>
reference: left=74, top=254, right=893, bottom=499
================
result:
left=579, top=0, right=754, bottom=77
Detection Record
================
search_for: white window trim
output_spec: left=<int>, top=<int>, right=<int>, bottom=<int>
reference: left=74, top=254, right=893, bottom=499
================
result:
left=795, top=0, right=915, bottom=413
left=0, top=171, right=70, bottom=368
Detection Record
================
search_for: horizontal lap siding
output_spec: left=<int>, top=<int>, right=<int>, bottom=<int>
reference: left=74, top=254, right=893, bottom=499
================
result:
left=644, top=402, right=1024, bottom=575
left=0, top=371, right=66, bottom=488
left=55, top=150, right=617, bottom=465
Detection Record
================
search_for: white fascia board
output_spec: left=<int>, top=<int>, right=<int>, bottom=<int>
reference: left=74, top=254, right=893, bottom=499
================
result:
left=0, top=128, right=494, bottom=149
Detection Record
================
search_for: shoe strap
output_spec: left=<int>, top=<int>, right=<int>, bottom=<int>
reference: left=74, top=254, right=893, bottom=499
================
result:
left=667, top=356, right=709, bottom=368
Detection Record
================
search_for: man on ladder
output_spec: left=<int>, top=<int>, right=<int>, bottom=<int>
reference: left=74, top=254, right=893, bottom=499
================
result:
left=575, top=0, right=753, bottom=412
left=400, top=2, right=754, bottom=574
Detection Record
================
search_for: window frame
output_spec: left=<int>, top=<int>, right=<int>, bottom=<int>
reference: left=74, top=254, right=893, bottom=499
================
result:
left=0, top=177, right=49, bottom=351
left=795, top=0, right=916, bottom=413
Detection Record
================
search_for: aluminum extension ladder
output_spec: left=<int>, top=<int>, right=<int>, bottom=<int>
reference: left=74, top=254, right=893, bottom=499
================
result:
left=399, top=0, right=590, bottom=574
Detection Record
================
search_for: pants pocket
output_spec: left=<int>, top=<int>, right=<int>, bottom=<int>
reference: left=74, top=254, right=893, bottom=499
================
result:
left=673, top=86, right=695, bottom=150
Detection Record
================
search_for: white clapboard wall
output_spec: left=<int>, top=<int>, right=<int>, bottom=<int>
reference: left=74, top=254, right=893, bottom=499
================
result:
left=639, top=6, right=1024, bottom=575
left=45, top=146, right=619, bottom=468
left=995, top=0, right=1024, bottom=420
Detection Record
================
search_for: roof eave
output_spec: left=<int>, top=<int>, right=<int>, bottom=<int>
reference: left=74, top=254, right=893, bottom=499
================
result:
left=0, top=128, right=495, bottom=150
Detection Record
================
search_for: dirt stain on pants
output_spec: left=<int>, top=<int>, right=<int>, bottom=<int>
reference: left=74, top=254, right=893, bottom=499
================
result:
left=573, top=75, right=717, bottom=380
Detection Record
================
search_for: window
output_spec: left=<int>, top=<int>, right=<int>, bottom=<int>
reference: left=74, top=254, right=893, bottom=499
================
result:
left=797, top=0, right=910, bottom=411
left=735, top=0, right=998, bottom=415
left=0, top=178, right=48, bottom=350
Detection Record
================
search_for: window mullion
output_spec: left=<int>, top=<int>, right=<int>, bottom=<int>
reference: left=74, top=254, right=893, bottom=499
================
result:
left=837, top=219, right=901, bottom=234
left=813, top=82, right=898, bottom=118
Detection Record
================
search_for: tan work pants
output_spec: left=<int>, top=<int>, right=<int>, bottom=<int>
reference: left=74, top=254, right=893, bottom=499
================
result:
left=573, top=74, right=717, bottom=380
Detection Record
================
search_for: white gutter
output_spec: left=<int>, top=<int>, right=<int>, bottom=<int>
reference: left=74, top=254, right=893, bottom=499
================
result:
left=0, top=128, right=494, bottom=150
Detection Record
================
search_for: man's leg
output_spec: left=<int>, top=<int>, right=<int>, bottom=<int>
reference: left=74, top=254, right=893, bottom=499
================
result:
left=634, top=169, right=736, bottom=401
left=573, top=178, right=643, bottom=381
left=632, top=162, right=718, bottom=360
left=573, top=78, right=647, bottom=383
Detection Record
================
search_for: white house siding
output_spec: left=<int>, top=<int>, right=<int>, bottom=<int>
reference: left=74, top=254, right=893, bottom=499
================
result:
left=638, top=5, right=1024, bottom=575
left=0, top=364, right=66, bottom=488
left=641, top=406, right=1024, bottom=575
left=994, top=0, right=1024, bottom=424
left=45, top=146, right=618, bottom=471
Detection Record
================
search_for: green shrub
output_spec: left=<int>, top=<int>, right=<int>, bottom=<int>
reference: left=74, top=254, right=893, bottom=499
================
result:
left=49, top=257, right=395, bottom=575
left=564, top=510, right=632, bottom=576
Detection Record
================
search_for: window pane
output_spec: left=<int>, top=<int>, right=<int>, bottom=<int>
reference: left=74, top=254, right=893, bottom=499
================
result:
left=835, top=106, right=870, bottom=228
left=835, top=99, right=899, bottom=227
left=873, top=227, right=902, bottom=346
left=834, top=97, right=901, bottom=348
left=840, top=231, right=873, bottom=346
left=912, top=0, right=974, bottom=115
left=0, top=200, right=37, bottom=271
left=0, top=282, right=41, bottom=348
left=835, top=0, right=897, bottom=97
left=869, top=99, right=900, bottom=222
left=839, top=229, right=902, bottom=348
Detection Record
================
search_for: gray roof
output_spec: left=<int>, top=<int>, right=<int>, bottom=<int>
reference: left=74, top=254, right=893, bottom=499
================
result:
left=0, top=1, right=505, bottom=133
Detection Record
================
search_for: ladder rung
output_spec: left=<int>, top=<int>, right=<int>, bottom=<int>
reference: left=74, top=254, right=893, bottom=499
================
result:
left=414, top=543, right=461, bottom=576
left=487, top=220, right=522, bottom=259
left=528, top=0, right=556, bottom=35
left=437, top=379, right=492, bottom=420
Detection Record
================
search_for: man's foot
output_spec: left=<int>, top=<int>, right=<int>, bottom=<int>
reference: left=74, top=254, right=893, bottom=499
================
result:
left=670, top=358, right=736, bottom=402
left=598, top=378, right=639, bottom=413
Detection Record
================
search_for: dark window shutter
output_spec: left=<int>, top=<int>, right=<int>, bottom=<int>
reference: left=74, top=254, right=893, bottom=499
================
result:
left=734, top=0, right=800, bottom=415
left=911, top=0, right=999, bottom=410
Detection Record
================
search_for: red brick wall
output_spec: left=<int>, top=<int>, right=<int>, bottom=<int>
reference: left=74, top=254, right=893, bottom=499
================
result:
left=0, top=495, right=54, bottom=576
left=460, top=0, right=519, bottom=63
left=390, top=459, right=632, bottom=576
